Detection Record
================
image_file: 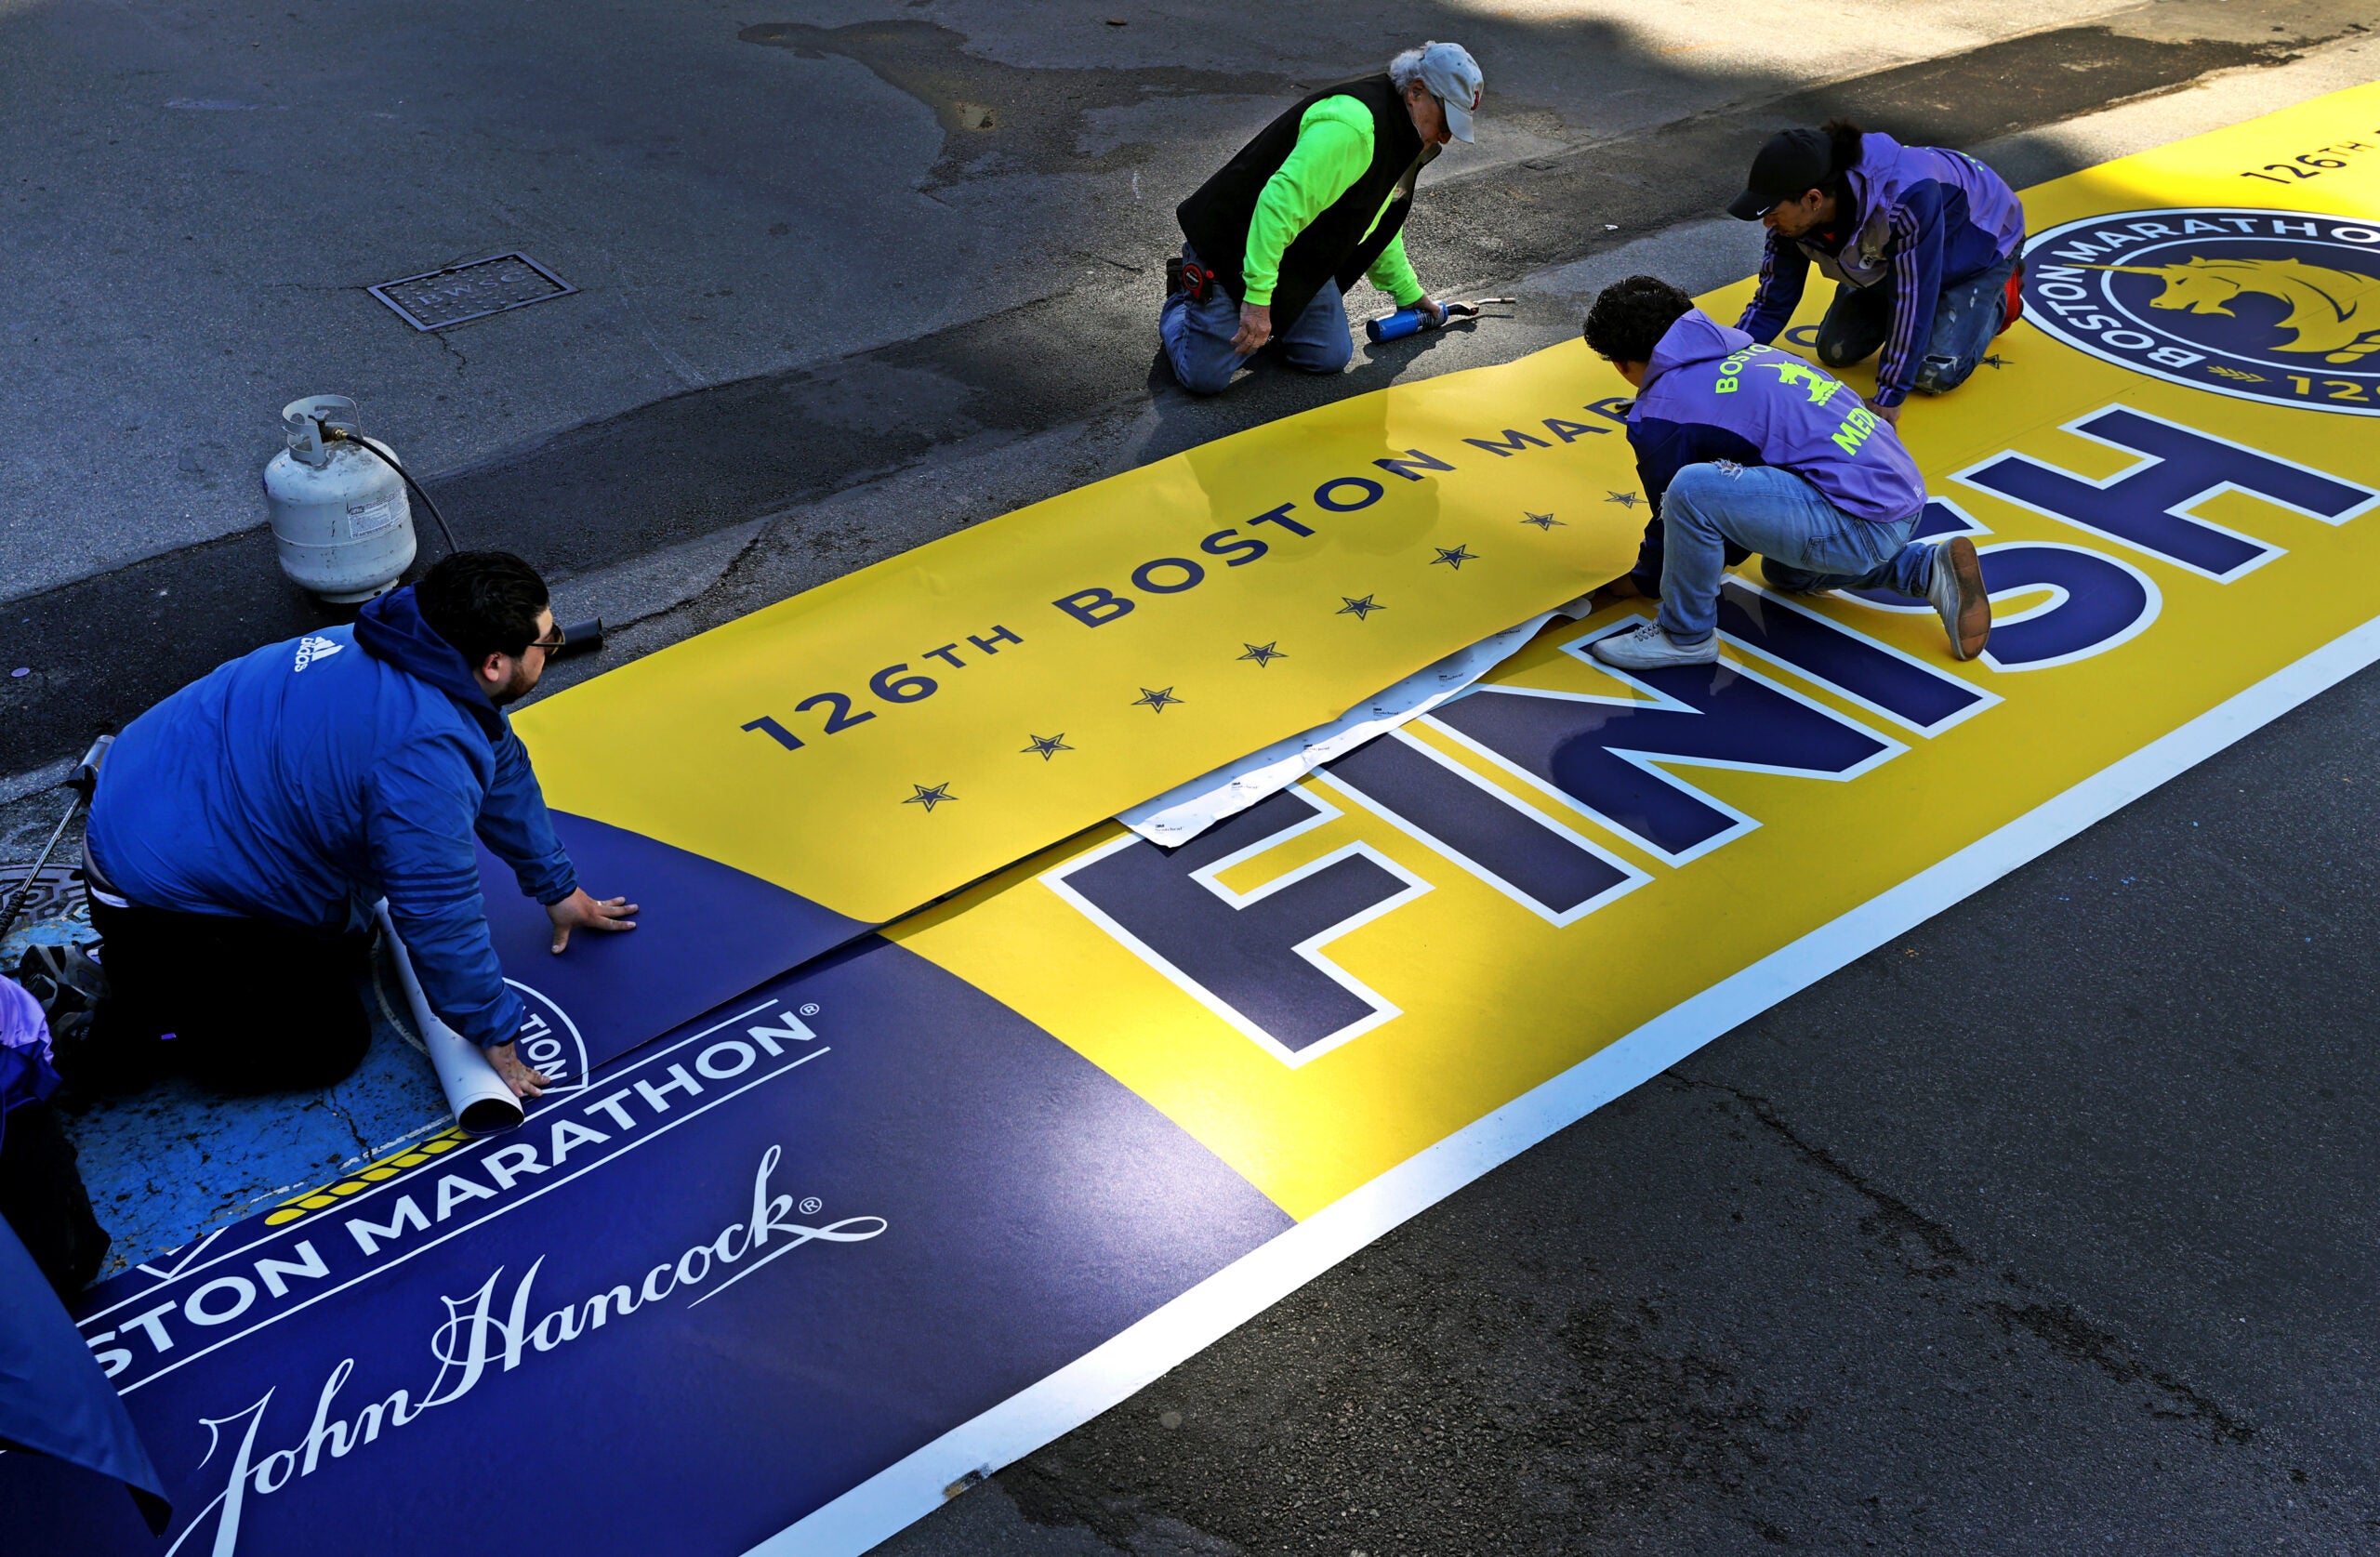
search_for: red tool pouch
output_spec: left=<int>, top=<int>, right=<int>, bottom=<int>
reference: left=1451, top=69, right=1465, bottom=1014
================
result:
left=1997, top=258, right=2026, bottom=336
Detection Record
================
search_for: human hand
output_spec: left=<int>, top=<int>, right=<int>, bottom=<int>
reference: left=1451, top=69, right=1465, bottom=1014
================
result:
left=1864, top=396, right=1902, bottom=426
left=487, top=1041, right=551, bottom=1100
left=1231, top=302, right=1274, bottom=354
left=547, top=887, right=639, bottom=953
left=1416, top=295, right=1447, bottom=326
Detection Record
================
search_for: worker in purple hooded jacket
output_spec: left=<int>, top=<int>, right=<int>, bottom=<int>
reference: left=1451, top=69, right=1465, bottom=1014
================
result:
left=1579, top=274, right=1990, bottom=673
left=1730, top=119, right=2027, bottom=423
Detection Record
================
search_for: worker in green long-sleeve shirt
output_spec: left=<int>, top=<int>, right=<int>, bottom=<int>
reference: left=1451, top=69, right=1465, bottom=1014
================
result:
left=1166, top=42, right=1483, bottom=395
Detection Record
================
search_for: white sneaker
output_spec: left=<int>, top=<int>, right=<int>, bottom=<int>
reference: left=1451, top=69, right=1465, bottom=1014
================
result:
left=1926, top=536, right=1990, bottom=661
left=1590, top=621, right=1719, bottom=670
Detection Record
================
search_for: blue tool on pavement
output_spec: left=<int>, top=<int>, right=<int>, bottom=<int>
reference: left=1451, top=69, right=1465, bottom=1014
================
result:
left=1364, top=297, right=1514, bottom=343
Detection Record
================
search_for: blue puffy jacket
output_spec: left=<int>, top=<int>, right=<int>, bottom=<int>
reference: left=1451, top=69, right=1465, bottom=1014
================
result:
left=86, top=587, right=576, bottom=1049
left=1624, top=308, right=1927, bottom=591
left=1737, top=132, right=2027, bottom=407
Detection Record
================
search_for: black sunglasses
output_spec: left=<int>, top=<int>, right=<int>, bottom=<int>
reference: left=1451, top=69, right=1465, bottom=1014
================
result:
left=523, top=625, right=567, bottom=654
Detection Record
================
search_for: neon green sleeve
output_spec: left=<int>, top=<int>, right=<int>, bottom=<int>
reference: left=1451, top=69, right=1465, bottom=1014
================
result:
left=1241, top=98, right=1374, bottom=307
left=1364, top=229, right=1425, bottom=309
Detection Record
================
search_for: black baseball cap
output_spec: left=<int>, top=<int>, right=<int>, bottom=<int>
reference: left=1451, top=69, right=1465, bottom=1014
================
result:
left=1728, top=126, right=1832, bottom=219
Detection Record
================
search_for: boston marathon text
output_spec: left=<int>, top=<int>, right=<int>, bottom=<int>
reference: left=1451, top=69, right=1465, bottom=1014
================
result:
left=733, top=406, right=1621, bottom=753
left=82, top=998, right=826, bottom=1382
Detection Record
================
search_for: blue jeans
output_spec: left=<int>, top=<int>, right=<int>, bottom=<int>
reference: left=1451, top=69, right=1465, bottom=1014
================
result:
left=1160, top=244, right=1354, bottom=395
left=1816, top=248, right=2019, bottom=397
left=1657, top=463, right=1931, bottom=644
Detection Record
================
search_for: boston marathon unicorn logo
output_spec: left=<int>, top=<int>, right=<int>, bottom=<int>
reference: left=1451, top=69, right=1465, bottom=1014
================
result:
left=2089, top=256, right=2380, bottom=365
left=2022, top=207, right=2380, bottom=416
left=1761, top=357, right=1844, bottom=405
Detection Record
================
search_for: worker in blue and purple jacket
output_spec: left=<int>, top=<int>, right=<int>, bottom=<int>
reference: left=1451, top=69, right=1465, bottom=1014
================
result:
left=1579, top=274, right=1990, bottom=673
left=1729, top=120, right=2027, bottom=423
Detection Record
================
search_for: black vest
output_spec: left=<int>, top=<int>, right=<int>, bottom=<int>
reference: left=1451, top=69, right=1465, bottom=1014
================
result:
left=1176, top=75, right=1431, bottom=324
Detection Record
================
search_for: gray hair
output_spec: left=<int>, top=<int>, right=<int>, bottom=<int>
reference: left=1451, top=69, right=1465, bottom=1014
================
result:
left=1388, top=46, right=1426, bottom=92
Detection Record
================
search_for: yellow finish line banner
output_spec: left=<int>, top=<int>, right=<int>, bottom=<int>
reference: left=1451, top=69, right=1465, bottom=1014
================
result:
left=892, top=84, right=2380, bottom=1220
left=517, top=360, right=1643, bottom=923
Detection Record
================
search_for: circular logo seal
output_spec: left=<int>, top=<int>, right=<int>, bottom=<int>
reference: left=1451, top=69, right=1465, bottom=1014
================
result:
left=2022, top=206, right=2380, bottom=416
left=505, top=977, right=589, bottom=1096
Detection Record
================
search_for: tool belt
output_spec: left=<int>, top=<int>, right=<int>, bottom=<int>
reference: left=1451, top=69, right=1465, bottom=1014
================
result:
left=1167, top=257, right=1212, bottom=304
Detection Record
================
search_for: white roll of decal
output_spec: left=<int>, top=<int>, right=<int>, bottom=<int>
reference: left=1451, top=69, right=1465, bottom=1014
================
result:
left=374, top=902, right=523, bottom=1136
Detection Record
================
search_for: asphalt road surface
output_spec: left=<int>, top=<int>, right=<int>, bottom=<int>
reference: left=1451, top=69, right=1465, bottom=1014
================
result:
left=5, top=4, right=2377, bottom=1553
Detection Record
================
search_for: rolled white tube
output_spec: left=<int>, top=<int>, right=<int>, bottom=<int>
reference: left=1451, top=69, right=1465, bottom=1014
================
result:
left=374, top=902, right=524, bottom=1137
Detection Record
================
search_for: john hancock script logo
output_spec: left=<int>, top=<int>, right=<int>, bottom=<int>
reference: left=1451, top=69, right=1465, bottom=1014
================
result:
left=162, top=1145, right=884, bottom=1554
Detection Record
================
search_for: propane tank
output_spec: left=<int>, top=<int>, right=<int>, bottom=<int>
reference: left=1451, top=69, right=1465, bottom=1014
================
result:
left=262, top=395, right=416, bottom=602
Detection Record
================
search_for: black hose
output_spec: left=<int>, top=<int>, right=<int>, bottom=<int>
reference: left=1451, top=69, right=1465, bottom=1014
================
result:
left=308, top=421, right=603, bottom=665
left=551, top=619, right=606, bottom=660
left=313, top=421, right=462, bottom=560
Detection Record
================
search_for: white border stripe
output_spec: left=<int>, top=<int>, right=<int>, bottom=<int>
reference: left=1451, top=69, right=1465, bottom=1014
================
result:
left=753, top=612, right=2380, bottom=1557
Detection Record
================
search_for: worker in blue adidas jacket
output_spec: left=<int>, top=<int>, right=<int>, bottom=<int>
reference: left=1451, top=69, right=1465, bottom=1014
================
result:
left=76, top=552, right=635, bottom=1099
left=1580, top=274, right=1990, bottom=672
left=1730, top=119, right=2027, bottom=422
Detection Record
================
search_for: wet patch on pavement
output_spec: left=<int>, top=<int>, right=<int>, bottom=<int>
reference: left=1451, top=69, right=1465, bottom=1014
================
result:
left=737, top=20, right=1290, bottom=190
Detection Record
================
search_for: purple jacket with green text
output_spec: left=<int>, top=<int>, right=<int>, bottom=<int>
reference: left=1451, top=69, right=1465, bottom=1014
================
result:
left=1624, top=308, right=1927, bottom=588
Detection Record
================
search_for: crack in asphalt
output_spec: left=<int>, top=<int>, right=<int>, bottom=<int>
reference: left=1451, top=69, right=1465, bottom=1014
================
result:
left=1980, top=1299, right=2256, bottom=1442
left=318, top=1090, right=377, bottom=1163
left=1688, top=1077, right=2257, bottom=1444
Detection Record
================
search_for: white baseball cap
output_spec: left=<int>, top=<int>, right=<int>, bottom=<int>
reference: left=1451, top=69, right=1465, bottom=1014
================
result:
left=1417, top=41, right=1484, bottom=143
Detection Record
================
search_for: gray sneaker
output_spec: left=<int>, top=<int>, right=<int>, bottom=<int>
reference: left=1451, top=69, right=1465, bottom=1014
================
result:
left=1590, top=621, right=1719, bottom=670
left=1926, top=536, right=1990, bottom=661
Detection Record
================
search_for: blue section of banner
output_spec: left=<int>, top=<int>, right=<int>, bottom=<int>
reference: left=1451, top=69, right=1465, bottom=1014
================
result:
left=8, top=937, right=1290, bottom=1554
left=481, top=811, right=874, bottom=1068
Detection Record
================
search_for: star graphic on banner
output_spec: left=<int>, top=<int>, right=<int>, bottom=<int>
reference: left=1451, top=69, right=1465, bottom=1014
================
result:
left=1980, top=354, right=2008, bottom=370
left=1020, top=733, right=1072, bottom=760
left=1431, top=545, right=1479, bottom=570
left=1521, top=511, right=1566, bottom=530
left=1338, top=594, right=1385, bottom=620
left=1132, top=686, right=1183, bottom=713
left=1604, top=490, right=1643, bottom=508
left=904, top=782, right=955, bottom=812
left=1238, top=640, right=1287, bottom=667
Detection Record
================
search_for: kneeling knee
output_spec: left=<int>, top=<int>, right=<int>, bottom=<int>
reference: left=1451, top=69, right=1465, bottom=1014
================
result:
left=1815, top=337, right=1864, bottom=370
left=1911, top=359, right=1966, bottom=396
left=1170, top=356, right=1238, bottom=397
left=1665, top=462, right=1731, bottom=510
left=1282, top=336, right=1353, bottom=376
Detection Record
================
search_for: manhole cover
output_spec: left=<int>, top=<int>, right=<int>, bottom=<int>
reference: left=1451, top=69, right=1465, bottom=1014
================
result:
left=367, top=252, right=575, bottom=332
left=0, top=863, right=86, bottom=930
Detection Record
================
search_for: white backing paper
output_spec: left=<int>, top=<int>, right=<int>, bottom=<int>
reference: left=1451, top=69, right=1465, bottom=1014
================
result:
left=375, top=901, right=524, bottom=1136
left=1118, top=597, right=1593, bottom=848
